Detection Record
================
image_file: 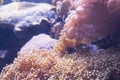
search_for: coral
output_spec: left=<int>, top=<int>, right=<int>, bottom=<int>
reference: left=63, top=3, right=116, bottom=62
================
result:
left=0, top=48, right=120, bottom=80
left=54, top=0, right=120, bottom=55
left=52, top=0, right=72, bottom=17
left=51, top=22, right=64, bottom=39
left=58, top=0, right=72, bottom=17
left=107, top=0, right=120, bottom=14
left=0, top=0, right=3, bottom=5
left=0, top=0, right=120, bottom=80
left=0, top=49, right=58, bottom=80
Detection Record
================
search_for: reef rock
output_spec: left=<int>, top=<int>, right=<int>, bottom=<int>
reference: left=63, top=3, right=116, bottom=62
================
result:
left=20, top=34, right=57, bottom=53
left=0, top=24, right=18, bottom=72
left=0, top=1, right=56, bottom=47
left=0, top=2, right=55, bottom=37
left=0, top=2, right=56, bottom=72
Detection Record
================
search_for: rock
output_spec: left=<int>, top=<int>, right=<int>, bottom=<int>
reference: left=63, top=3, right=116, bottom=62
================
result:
left=4, top=0, right=52, bottom=4
left=0, top=24, right=18, bottom=49
left=0, top=2, right=56, bottom=71
left=0, top=50, right=7, bottom=58
left=0, top=23, right=19, bottom=72
left=0, top=2, right=56, bottom=46
left=20, top=34, right=57, bottom=53
left=0, top=48, right=18, bottom=72
left=0, top=2, right=54, bottom=34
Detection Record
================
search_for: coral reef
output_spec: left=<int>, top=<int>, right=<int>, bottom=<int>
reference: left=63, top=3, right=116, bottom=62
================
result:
left=58, top=0, right=72, bottom=17
left=0, top=0, right=3, bottom=5
left=51, top=0, right=73, bottom=39
left=54, top=0, right=120, bottom=55
left=0, top=0, right=120, bottom=80
left=0, top=48, right=120, bottom=80
left=51, top=22, right=64, bottom=39
left=0, top=2, right=55, bottom=72
left=52, top=0, right=72, bottom=17
left=0, top=49, right=58, bottom=80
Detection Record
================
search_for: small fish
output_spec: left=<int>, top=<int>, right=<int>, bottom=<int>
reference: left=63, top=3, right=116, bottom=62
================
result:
left=0, top=0, right=3, bottom=5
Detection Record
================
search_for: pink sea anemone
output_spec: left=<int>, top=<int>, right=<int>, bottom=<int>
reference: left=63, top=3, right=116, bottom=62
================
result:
left=54, top=0, right=120, bottom=55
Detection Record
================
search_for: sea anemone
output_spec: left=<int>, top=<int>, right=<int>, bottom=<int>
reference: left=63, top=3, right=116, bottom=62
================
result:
left=54, top=0, right=120, bottom=55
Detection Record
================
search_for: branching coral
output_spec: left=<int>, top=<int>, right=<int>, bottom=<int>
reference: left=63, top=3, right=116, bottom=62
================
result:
left=0, top=48, right=120, bottom=80
left=0, top=49, right=58, bottom=80
left=52, top=0, right=72, bottom=17
left=54, top=0, right=120, bottom=55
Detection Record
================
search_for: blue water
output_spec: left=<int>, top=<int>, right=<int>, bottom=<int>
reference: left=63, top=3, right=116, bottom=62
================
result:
left=4, top=0, right=52, bottom=4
